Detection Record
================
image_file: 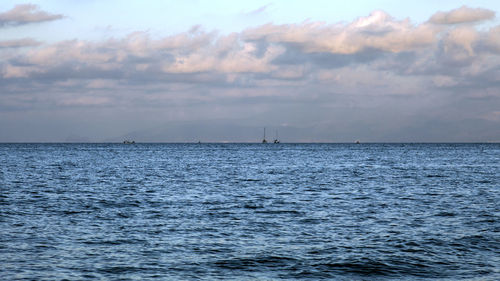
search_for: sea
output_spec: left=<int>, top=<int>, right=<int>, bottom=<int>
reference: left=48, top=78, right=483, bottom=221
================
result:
left=0, top=143, right=499, bottom=280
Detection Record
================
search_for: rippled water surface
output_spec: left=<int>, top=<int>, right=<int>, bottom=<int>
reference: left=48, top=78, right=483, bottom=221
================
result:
left=1, top=143, right=499, bottom=280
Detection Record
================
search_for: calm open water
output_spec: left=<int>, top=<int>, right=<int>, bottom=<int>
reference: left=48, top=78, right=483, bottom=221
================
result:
left=0, top=143, right=499, bottom=280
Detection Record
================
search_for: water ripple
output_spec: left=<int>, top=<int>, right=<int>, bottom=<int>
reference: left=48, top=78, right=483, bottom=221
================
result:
left=0, top=143, right=499, bottom=280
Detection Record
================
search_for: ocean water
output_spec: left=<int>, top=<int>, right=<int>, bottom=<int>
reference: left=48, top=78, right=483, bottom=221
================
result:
left=0, top=143, right=499, bottom=280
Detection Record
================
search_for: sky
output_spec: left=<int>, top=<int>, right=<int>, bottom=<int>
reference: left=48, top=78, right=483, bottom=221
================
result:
left=1, top=1, right=500, bottom=142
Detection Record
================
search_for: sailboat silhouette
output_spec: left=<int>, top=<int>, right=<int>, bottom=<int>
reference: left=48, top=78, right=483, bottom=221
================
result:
left=273, top=129, right=280, bottom=144
left=262, top=128, right=267, bottom=143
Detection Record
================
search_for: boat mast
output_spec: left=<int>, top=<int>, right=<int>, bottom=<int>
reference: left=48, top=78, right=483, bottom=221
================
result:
left=262, top=127, right=267, bottom=143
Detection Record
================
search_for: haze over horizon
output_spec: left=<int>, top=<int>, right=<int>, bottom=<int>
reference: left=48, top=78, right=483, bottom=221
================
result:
left=1, top=1, right=500, bottom=142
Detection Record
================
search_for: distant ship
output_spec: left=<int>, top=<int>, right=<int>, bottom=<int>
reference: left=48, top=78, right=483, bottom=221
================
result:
left=273, top=129, right=280, bottom=144
left=123, top=140, right=135, bottom=144
left=262, top=128, right=267, bottom=143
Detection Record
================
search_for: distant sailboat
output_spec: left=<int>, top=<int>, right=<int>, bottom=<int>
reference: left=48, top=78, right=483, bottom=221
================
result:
left=123, top=140, right=135, bottom=144
left=262, top=128, right=267, bottom=143
left=273, top=129, right=280, bottom=144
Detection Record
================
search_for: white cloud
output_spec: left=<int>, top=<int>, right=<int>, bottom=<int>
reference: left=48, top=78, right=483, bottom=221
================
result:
left=243, top=11, right=439, bottom=54
left=429, top=6, right=495, bottom=25
left=443, top=26, right=479, bottom=56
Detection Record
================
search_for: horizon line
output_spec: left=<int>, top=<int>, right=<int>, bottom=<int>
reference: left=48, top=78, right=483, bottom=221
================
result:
left=1, top=141, right=499, bottom=144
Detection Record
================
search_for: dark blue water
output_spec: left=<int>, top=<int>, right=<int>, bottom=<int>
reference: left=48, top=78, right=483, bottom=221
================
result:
left=1, top=143, right=499, bottom=280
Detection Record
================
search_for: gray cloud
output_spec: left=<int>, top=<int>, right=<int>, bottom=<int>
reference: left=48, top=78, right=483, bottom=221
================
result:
left=0, top=4, right=63, bottom=26
left=244, top=5, right=270, bottom=16
left=0, top=38, right=40, bottom=48
left=429, top=6, right=495, bottom=25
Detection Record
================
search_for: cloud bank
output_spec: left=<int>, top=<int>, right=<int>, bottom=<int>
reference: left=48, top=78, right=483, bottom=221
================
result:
left=0, top=5, right=499, bottom=142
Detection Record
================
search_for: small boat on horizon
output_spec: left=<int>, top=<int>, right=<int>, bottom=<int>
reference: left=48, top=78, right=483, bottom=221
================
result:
left=262, top=128, right=267, bottom=143
left=273, top=129, right=280, bottom=144
left=123, top=140, right=135, bottom=144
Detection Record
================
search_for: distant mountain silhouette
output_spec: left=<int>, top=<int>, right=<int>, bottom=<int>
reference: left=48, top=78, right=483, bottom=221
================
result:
left=101, top=118, right=500, bottom=143
left=104, top=121, right=323, bottom=143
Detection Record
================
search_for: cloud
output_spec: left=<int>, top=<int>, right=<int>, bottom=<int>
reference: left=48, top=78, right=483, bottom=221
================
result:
left=2, top=29, right=285, bottom=80
left=2, top=64, right=34, bottom=78
left=2, top=7, right=497, bottom=83
left=1, top=6, right=499, bottom=142
left=429, top=6, right=495, bottom=25
left=244, top=11, right=438, bottom=54
left=443, top=26, right=479, bottom=56
left=486, top=25, right=500, bottom=53
left=1, top=7, right=497, bottom=89
left=432, top=75, right=458, bottom=88
left=0, top=4, right=63, bottom=26
left=57, top=96, right=111, bottom=107
left=244, top=5, right=270, bottom=16
left=0, top=38, right=40, bottom=48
